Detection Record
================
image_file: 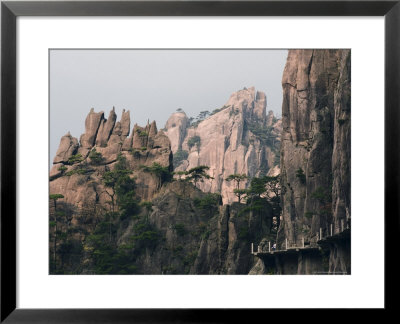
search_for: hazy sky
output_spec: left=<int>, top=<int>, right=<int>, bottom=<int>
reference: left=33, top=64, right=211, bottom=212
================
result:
left=50, top=49, right=288, bottom=164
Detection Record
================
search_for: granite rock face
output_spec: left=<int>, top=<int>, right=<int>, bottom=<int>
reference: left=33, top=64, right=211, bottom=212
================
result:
left=53, top=132, right=79, bottom=164
left=80, top=108, right=104, bottom=148
left=165, top=87, right=281, bottom=204
left=164, top=112, right=189, bottom=153
left=95, top=108, right=117, bottom=147
left=277, top=49, right=351, bottom=273
left=50, top=108, right=172, bottom=211
left=50, top=107, right=275, bottom=274
left=332, top=50, right=351, bottom=235
left=114, top=181, right=273, bottom=274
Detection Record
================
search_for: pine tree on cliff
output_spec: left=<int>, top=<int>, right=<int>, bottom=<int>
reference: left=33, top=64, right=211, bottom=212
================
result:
left=140, top=162, right=172, bottom=189
left=225, top=174, right=248, bottom=203
left=49, top=193, right=64, bottom=272
left=187, top=165, right=213, bottom=188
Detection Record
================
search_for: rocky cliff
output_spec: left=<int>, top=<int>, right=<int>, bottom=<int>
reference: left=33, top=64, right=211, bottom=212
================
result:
left=49, top=107, right=274, bottom=274
left=164, top=87, right=281, bottom=204
left=277, top=49, right=351, bottom=273
left=50, top=108, right=172, bottom=207
left=116, top=181, right=273, bottom=274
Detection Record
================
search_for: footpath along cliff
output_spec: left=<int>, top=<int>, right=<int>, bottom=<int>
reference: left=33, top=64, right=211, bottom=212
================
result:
left=254, top=49, right=351, bottom=274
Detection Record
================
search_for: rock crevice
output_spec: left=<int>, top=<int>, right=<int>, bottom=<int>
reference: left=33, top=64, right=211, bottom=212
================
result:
left=277, top=49, right=351, bottom=274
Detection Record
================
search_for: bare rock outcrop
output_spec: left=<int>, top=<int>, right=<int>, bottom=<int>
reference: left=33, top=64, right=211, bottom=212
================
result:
left=164, top=111, right=190, bottom=152
left=50, top=108, right=172, bottom=211
left=120, top=109, right=131, bottom=137
left=53, top=132, right=79, bottom=164
left=277, top=49, right=351, bottom=273
left=165, top=87, right=281, bottom=204
left=95, top=108, right=117, bottom=147
left=80, top=108, right=104, bottom=148
left=332, top=50, right=351, bottom=233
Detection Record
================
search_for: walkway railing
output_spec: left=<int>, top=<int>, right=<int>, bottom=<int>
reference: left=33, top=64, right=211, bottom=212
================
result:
left=251, top=218, right=350, bottom=255
left=251, top=238, right=319, bottom=255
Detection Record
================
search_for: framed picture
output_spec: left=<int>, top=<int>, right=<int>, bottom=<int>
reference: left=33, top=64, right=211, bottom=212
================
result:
left=1, top=0, right=397, bottom=321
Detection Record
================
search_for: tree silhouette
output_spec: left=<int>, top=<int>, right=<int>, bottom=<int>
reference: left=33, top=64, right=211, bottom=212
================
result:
left=225, top=173, right=248, bottom=203
left=140, top=201, right=153, bottom=223
left=187, top=136, right=201, bottom=153
left=49, top=193, right=64, bottom=272
left=173, top=170, right=187, bottom=181
left=140, top=162, right=172, bottom=189
left=187, top=165, right=213, bottom=188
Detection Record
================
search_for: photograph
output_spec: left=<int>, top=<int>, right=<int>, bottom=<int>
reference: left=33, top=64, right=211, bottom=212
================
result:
left=48, top=49, right=351, bottom=275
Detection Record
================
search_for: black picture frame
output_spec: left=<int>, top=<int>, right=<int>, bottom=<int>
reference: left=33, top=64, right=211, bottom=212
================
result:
left=1, top=0, right=398, bottom=322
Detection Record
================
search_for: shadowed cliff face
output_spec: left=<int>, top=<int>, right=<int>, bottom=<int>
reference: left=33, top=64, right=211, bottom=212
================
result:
left=115, top=181, right=273, bottom=274
left=165, top=87, right=281, bottom=204
left=277, top=49, right=351, bottom=273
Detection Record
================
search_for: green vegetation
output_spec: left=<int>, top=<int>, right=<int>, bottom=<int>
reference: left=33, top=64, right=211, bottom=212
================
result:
left=85, top=213, right=161, bottom=274
left=305, top=211, right=314, bottom=219
left=79, top=154, right=162, bottom=274
left=187, top=106, right=229, bottom=128
left=49, top=194, right=64, bottom=273
left=236, top=175, right=282, bottom=231
left=140, top=201, right=153, bottom=223
left=65, top=167, right=88, bottom=176
left=102, top=155, right=140, bottom=219
left=187, top=136, right=201, bottom=151
left=225, top=174, right=248, bottom=203
left=210, top=105, right=229, bottom=116
left=310, top=186, right=332, bottom=218
left=186, top=165, right=213, bottom=188
left=67, top=153, right=83, bottom=165
left=89, top=148, right=104, bottom=165
left=137, top=130, right=148, bottom=137
left=194, top=193, right=221, bottom=218
left=189, top=111, right=210, bottom=127
left=58, top=165, right=67, bottom=173
left=198, top=111, right=210, bottom=120
left=140, top=162, right=173, bottom=187
left=183, top=251, right=197, bottom=268
left=173, top=170, right=187, bottom=181
left=296, top=168, right=306, bottom=184
left=173, top=223, right=186, bottom=237
left=229, top=108, right=240, bottom=117
left=248, top=123, right=276, bottom=147
left=238, top=226, right=249, bottom=240
left=50, top=193, right=64, bottom=201
left=193, top=222, right=209, bottom=239
left=130, top=222, right=160, bottom=248
left=233, top=189, right=248, bottom=203
left=311, top=187, right=331, bottom=204
left=173, top=149, right=189, bottom=167
left=49, top=193, right=90, bottom=274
